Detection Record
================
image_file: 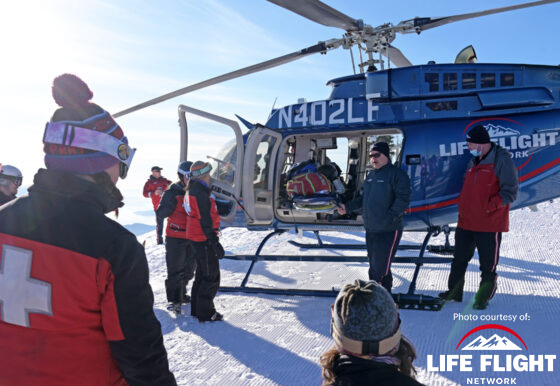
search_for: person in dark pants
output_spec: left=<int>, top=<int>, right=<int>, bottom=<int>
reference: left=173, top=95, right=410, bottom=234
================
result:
left=338, top=142, right=411, bottom=293
left=156, top=161, right=197, bottom=314
left=184, top=161, right=225, bottom=322
left=320, top=280, right=423, bottom=386
left=440, top=125, right=518, bottom=309
left=0, top=74, right=175, bottom=385
left=144, top=166, right=171, bottom=244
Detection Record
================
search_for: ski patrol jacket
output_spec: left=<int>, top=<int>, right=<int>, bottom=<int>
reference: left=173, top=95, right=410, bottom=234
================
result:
left=184, top=179, right=220, bottom=242
left=143, top=176, right=171, bottom=210
left=345, top=163, right=411, bottom=232
left=0, top=169, right=176, bottom=386
left=0, top=190, right=15, bottom=205
left=330, top=354, right=425, bottom=386
left=458, top=143, right=518, bottom=232
left=156, top=180, right=189, bottom=239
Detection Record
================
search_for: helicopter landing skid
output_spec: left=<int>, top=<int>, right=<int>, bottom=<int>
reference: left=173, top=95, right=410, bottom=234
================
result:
left=219, top=227, right=453, bottom=311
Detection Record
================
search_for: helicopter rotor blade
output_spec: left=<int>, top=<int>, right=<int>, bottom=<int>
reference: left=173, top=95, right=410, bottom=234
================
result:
left=267, top=0, right=362, bottom=31
left=380, top=45, right=412, bottom=68
left=113, top=40, right=339, bottom=118
left=400, top=0, right=560, bottom=34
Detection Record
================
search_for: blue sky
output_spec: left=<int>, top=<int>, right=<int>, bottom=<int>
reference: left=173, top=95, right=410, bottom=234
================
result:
left=1, top=0, right=559, bottom=222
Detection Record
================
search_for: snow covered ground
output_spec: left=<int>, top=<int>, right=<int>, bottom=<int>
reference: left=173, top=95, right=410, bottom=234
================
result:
left=135, top=200, right=560, bottom=385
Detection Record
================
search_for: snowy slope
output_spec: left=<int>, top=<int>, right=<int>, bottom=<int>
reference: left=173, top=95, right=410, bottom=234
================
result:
left=138, top=200, right=560, bottom=386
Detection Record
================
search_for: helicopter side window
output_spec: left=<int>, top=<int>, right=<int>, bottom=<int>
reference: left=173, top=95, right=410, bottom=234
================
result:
left=481, top=73, right=496, bottom=88
left=424, top=73, right=439, bottom=92
left=253, top=136, right=276, bottom=190
left=500, top=73, right=514, bottom=87
left=462, top=73, right=476, bottom=89
left=443, top=73, right=458, bottom=91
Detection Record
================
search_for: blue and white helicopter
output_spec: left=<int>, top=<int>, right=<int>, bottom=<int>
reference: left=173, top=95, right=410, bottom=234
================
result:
left=116, top=0, right=560, bottom=310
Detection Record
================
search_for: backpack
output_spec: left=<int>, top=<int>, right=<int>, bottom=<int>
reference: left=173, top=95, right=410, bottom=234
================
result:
left=286, top=160, right=317, bottom=180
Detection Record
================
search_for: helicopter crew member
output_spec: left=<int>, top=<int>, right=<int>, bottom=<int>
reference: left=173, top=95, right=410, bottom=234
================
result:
left=338, top=142, right=411, bottom=293
left=184, top=161, right=225, bottom=322
left=143, top=166, right=171, bottom=244
left=0, top=164, right=23, bottom=205
left=156, top=161, right=197, bottom=314
left=440, top=125, right=518, bottom=310
left=0, top=74, right=175, bottom=385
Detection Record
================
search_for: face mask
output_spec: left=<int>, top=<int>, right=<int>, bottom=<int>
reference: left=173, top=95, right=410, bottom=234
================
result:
left=470, top=147, right=481, bottom=157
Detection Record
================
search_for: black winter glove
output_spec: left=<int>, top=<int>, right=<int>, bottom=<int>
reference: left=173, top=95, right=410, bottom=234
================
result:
left=212, top=241, right=225, bottom=260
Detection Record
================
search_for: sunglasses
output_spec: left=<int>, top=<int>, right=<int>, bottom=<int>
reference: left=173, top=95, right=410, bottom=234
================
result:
left=369, top=152, right=382, bottom=159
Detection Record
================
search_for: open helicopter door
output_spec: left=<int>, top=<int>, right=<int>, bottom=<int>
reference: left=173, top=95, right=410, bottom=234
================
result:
left=178, top=105, right=244, bottom=225
left=242, top=127, right=282, bottom=226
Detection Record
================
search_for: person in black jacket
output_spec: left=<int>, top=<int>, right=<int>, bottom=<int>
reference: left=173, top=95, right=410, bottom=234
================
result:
left=0, top=74, right=175, bottom=385
left=156, top=161, right=197, bottom=314
left=338, top=142, right=411, bottom=293
left=320, top=280, right=424, bottom=386
left=184, top=161, right=225, bottom=322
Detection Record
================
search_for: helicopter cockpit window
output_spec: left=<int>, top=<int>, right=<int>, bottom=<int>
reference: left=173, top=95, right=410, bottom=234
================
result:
left=500, top=73, right=514, bottom=87
left=481, top=73, right=496, bottom=88
left=443, top=73, right=458, bottom=91
left=425, top=73, right=439, bottom=92
left=462, top=73, right=476, bottom=89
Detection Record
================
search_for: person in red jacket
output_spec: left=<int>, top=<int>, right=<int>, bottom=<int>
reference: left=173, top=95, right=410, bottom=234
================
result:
left=439, top=125, right=519, bottom=310
left=156, top=161, right=196, bottom=314
left=184, top=161, right=225, bottom=322
left=143, top=166, right=171, bottom=244
left=0, top=74, right=176, bottom=385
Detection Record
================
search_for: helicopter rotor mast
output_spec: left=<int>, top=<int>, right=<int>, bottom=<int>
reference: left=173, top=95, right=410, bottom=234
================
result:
left=114, top=0, right=560, bottom=118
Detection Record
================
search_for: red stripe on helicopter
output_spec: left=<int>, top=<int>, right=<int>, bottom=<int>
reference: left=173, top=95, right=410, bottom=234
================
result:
left=406, top=198, right=459, bottom=213
left=518, top=155, right=560, bottom=182
left=462, top=117, right=521, bottom=137
left=407, top=156, right=560, bottom=213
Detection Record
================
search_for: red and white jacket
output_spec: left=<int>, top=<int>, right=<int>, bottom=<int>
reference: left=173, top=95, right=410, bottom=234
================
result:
left=156, top=181, right=188, bottom=239
left=143, top=176, right=171, bottom=210
left=183, top=179, right=220, bottom=242
left=458, top=144, right=519, bottom=232
left=0, top=169, right=175, bottom=386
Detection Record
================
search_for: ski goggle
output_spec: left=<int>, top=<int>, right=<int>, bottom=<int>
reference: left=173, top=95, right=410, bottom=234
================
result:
left=44, top=122, right=136, bottom=179
left=178, top=168, right=191, bottom=178
left=0, top=174, right=22, bottom=187
left=190, top=163, right=212, bottom=177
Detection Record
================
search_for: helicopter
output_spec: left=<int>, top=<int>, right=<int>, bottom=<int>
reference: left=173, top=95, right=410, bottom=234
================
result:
left=114, top=0, right=560, bottom=310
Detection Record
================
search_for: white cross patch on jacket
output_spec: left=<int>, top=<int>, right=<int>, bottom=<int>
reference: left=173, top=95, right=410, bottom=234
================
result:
left=0, top=245, right=53, bottom=327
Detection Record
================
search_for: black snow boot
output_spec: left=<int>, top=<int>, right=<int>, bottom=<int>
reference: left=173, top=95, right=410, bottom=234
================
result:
left=167, top=302, right=182, bottom=314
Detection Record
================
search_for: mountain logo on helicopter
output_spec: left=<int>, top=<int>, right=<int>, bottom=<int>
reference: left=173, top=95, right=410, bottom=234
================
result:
left=439, top=120, right=559, bottom=159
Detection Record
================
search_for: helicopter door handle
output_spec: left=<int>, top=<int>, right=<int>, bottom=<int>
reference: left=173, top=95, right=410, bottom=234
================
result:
left=406, top=154, right=421, bottom=165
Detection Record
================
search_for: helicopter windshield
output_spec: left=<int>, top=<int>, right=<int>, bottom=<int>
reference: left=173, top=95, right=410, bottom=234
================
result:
left=208, top=138, right=238, bottom=184
left=185, top=115, right=244, bottom=188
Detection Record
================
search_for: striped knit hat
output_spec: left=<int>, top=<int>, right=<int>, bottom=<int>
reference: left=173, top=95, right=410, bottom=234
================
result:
left=190, top=161, right=212, bottom=178
left=331, top=280, right=401, bottom=356
left=43, top=74, right=134, bottom=175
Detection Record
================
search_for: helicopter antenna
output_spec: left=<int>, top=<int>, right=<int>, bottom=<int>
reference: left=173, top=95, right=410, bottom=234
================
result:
left=268, top=96, right=278, bottom=120
left=349, top=47, right=356, bottom=75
